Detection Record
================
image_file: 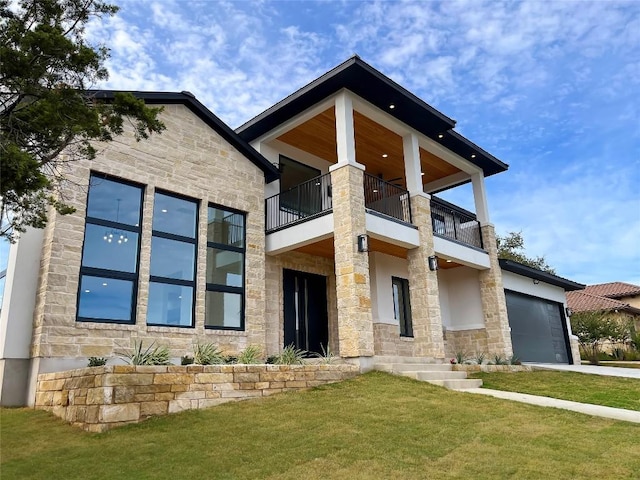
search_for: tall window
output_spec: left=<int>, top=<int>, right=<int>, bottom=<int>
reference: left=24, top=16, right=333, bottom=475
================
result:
left=392, top=277, right=413, bottom=337
left=147, top=192, right=198, bottom=327
left=205, top=205, right=245, bottom=330
left=77, top=174, right=143, bottom=323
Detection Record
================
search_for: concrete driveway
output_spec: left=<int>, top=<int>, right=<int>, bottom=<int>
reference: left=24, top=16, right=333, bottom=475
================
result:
left=527, top=363, right=640, bottom=379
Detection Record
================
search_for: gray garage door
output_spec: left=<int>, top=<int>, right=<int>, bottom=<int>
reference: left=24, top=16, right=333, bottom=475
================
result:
left=505, top=290, right=570, bottom=363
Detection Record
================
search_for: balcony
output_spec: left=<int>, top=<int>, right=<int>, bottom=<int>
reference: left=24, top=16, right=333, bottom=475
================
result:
left=430, top=196, right=483, bottom=249
left=265, top=173, right=413, bottom=234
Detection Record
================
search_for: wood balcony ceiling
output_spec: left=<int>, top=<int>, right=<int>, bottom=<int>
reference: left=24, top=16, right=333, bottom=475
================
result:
left=277, top=108, right=462, bottom=188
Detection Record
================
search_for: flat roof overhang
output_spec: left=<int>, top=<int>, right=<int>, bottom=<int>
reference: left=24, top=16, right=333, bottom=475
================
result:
left=237, top=56, right=508, bottom=177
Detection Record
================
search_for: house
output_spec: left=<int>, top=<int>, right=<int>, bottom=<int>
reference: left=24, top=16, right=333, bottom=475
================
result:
left=567, top=282, right=640, bottom=332
left=0, top=56, right=582, bottom=407
left=499, top=259, right=584, bottom=363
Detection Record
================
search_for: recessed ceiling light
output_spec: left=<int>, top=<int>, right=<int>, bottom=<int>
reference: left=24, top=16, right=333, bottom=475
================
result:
left=382, top=154, right=388, bottom=158
left=373, top=189, right=378, bottom=193
left=471, top=154, right=476, bottom=158
left=446, top=259, right=453, bottom=263
left=438, top=133, right=444, bottom=139
left=389, top=104, right=395, bottom=109
left=421, top=172, right=425, bottom=176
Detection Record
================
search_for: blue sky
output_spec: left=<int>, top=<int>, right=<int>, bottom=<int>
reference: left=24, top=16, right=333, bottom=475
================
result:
left=80, top=0, right=640, bottom=286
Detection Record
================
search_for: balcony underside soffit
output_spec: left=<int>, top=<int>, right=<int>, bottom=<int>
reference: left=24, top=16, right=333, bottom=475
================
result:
left=293, top=236, right=462, bottom=270
left=276, top=108, right=463, bottom=189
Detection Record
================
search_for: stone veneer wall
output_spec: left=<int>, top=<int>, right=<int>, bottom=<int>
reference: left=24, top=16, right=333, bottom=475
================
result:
left=330, top=164, right=374, bottom=358
left=570, top=336, right=581, bottom=365
left=407, top=194, right=445, bottom=359
left=35, top=364, right=359, bottom=432
left=478, top=224, right=513, bottom=357
left=29, top=104, right=267, bottom=366
left=264, top=252, right=339, bottom=356
left=373, top=324, right=417, bottom=357
left=444, top=329, right=489, bottom=359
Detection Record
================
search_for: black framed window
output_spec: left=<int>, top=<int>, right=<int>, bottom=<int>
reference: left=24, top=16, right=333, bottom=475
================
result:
left=392, top=277, right=413, bottom=337
left=205, top=205, right=245, bottom=330
left=147, top=191, right=198, bottom=327
left=77, top=174, right=144, bottom=323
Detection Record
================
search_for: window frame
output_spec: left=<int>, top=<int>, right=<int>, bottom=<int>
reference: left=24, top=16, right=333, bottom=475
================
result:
left=147, top=189, right=199, bottom=328
left=205, top=203, right=246, bottom=331
left=392, top=276, right=413, bottom=338
left=76, top=172, right=144, bottom=324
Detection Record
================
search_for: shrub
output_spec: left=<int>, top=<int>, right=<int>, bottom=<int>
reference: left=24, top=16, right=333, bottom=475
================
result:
left=118, top=340, right=171, bottom=365
left=181, top=355, right=194, bottom=365
left=223, top=355, right=237, bottom=364
left=454, top=351, right=469, bottom=365
left=87, top=357, right=107, bottom=367
left=193, top=343, right=225, bottom=365
left=473, top=352, right=487, bottom=365
left=491, top=354, right=508, bottom=365
left=237, top=345, right=262, bottom=364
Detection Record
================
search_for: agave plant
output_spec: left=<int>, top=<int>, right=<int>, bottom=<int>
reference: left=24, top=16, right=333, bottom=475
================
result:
left=193, top=342, right=225, bottom=365
left=118, top=340, right=171, bottom=365
left=312, top=344, right=335, bottom=364
left=236, top=345, right=263, bottom=364
left=276, top=344, right=307, bottom=365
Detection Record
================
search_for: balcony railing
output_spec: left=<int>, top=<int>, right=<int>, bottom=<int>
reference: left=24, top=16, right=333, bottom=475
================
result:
left=430, top=196, right=483, bottom=249
left=265, top=173, right=333, bottom=233
left=363, top=173, right=412, bottom=224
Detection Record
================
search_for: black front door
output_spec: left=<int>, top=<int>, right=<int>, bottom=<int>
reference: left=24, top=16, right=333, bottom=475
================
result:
left=283, top=269, right=328, bottom=355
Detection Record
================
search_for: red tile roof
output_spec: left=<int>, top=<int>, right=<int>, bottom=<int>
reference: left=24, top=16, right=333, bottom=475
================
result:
left=583, top=282, right=640, bottom=299
left=566, top=291, right=632, bottom=313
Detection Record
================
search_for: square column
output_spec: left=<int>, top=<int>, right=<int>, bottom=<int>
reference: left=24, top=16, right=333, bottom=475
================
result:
left=330, top=163, right=374, bottom=358
left=407, top=193, right=445, bottom=359
left=478, top=224, right=513, bottom=357
left=403, top=133, right=423, bottom=195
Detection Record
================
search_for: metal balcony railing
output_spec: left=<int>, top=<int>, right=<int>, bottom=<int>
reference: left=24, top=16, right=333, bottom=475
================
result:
left=430, top=196, right=483, bottom=249
left=265, top=173, right=332, bottom=233
left=363, top=173, right=412, bottom=224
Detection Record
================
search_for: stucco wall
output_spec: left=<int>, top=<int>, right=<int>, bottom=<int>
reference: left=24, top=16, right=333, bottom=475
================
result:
left=437, top=266, right=485, bottom=330
left=29, top=104, right=267, bottom=377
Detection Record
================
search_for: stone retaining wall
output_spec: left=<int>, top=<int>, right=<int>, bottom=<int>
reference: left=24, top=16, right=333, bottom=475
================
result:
left=35, top=364, right=359, bottom=432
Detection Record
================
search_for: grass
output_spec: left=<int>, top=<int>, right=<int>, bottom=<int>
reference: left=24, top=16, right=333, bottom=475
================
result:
left=471, top=370, right=640, bottom=411
left=2, top=372, right=639, bottom=479
left=581, top=361, right=640, bottom=369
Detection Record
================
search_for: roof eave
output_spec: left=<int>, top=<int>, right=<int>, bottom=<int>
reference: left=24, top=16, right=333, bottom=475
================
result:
left=499, top=259, right=585, bottom=291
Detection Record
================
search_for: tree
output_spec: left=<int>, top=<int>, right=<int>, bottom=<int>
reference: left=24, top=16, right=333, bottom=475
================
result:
left=0, top=0, right=165, bottom=241
left=570, top=310, right=633, bottom=364
left=496, top=231, right=555, bottom=274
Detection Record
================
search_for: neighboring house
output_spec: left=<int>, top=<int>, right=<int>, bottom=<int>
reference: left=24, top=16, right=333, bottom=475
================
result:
left=567, top=282, right=640, bottom=332
left=0, top=56, right=581, bottom=407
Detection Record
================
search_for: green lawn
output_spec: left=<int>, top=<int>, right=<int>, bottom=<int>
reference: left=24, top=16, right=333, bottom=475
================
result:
left=581, top=361, right=640, bottom=369
left=2, top=372, right=639, bottom=480
left=471, top=370, right=640, bottom=411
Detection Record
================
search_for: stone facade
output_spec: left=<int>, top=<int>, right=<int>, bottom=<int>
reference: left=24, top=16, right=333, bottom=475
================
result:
left=373, top=323, right=417, bottom=357
left=264, top=252, right=338, bottom=356
left=478, top=224, right=513, bottom=357
left=330, top=164, right=374, bottom=358
left=30, top=104, right=267, bottom=367
left=35, top=364, right=359, bottom=432
left=444, top=328, right=489, bottom=359
left=406, top=194, right=445, bottom=359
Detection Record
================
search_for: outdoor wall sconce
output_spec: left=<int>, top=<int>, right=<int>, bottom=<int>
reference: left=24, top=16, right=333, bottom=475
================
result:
left=357, top=234, right=369, bottom=253
left=565, top=307, right=573, bottom=317
left=533, top=279, right=540, bottom=285
left=428, top=255, right=438, bottom=271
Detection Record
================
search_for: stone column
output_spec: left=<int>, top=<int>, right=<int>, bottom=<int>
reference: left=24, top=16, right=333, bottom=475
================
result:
left=407, top=193, right=445, bottom=359
left=330, top=163, right=374, bottom=358
left=479, top=224, right=513, bottom=357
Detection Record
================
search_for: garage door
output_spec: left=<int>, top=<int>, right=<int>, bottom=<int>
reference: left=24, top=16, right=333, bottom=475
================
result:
left=505, top=290, right=570, bottom=363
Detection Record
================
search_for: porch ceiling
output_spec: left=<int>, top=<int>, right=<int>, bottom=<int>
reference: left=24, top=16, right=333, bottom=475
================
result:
left=276, top=108, right=462, bottom=189
left=294, top=236, right=411, bottom=260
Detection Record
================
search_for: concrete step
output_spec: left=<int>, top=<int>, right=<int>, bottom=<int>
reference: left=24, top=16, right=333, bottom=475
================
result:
left=424, top=378, right=483, bottom=390
left=375, top=363, right=453, bottom=373
left=414, top=371, right=468, bottom=380
left=373, top=356, right=440, bottom=364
